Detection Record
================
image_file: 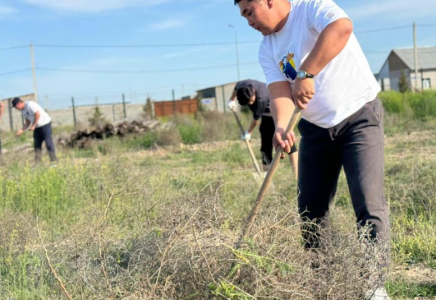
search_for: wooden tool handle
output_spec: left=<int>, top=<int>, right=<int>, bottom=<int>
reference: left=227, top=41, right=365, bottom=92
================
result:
left=235, top=106, right=302, bottom=249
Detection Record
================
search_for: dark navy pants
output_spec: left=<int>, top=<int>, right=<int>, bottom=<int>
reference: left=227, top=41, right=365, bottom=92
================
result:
left=34, top=122, right=57, bottom=162
left=297, top=98, right=389, bottom=248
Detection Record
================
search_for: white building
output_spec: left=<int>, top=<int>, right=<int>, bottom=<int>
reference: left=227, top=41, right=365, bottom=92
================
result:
left=376, top=47, right=436, bottom=91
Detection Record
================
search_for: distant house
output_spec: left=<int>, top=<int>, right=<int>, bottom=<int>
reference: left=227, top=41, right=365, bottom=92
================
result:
left=376, top=47, right=436, bottom=91
left=197, top=81, right=239, bottom=112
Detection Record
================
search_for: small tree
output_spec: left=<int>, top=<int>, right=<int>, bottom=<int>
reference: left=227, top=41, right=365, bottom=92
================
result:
left=398, top=70, right=410, bottom=94
left=143, top=95, right=154, bottom=120
left=88, top=106, right=106, bottom=126
left=195, top=93, right=206, bottom=113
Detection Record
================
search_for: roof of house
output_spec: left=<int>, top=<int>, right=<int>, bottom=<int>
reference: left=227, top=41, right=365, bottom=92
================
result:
left=392, top=46, right=436, bottom=70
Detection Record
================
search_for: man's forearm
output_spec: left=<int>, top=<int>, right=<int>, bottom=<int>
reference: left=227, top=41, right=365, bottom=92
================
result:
left=272, top=98, right=295, bottom=129
left=300, top=19, right=353, bottom=75
left=229, top=89, right=237, bottom=101
left=22, top=120, right=31, bottom=130
left=268, top=82, right=295, bottom=129
left=32, top=111, right=40, bottom=127
left=247, top=119, right=258, bottom=133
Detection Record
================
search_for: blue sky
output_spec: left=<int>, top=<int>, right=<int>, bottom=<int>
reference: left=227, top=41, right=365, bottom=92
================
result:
left=0, top=0, right=435, bottom=109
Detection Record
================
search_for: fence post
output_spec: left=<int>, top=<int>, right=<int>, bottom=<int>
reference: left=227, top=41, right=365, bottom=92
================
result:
left=215, top=88, right=218, bottom=111
left=8, top=99, right=14, bottom=131
left=222, top=85, right=226, bottom=113
left=172, top=89, right=176, bottom=115
left=122, top=94, right=127, bottom=119
left=71, top=97, right=77, bottom=128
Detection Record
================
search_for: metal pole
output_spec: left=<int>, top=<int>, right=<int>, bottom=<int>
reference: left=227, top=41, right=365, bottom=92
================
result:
left=413, top=22, right=419, bottom=92
left=229, top=25, right=240, bottom=81
left=172, top=89, right=176, bottom=114
left=8, top=98, right=14, bottom=130
left=122, top=94, right=127, bottom=119
left=72, top=97, right=77, bottom=128
left=30, top=43, right=39, bottom=102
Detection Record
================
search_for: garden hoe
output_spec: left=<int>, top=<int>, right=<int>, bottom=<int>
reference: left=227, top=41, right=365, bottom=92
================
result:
left=230, top=107, right=266, bottom=184
left=226, top=107, right=302, bottom=278
left=0, top=126, right=30, bottom=155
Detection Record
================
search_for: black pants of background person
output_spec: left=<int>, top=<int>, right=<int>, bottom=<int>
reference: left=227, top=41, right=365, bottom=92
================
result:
left=297, top=98, right=389, bottom=249
left=33, top=122, right=57, bottom=162
left=260, top=115, right=297, bottom=166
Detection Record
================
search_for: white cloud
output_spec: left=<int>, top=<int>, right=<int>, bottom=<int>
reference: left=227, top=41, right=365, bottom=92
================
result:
left=20, top=0, right=173, bottom=13
left=0, top=4, right=17, bottom=18
left=346, top=0, right=436, bottom=21
left=160, top=47, right=205, bottom=59
left=146, top=19, right=188, bottom=32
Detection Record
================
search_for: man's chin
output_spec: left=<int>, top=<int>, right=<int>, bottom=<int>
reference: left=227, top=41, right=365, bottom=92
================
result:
left=259, top=28, right=272, bottom=36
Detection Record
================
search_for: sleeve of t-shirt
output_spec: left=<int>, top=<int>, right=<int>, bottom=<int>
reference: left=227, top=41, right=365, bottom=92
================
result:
left=305, top=0, right=350, bottom=34
left=27, top=102, right=41, bottom=114
left=258, top=42, right=287, bottom=86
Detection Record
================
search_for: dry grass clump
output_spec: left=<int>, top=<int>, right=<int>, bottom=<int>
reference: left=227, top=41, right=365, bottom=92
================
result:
left=21, top=184, right=389, bottom=300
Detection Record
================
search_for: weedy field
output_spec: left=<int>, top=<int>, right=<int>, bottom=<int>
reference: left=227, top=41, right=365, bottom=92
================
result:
left=0, top=91, right=435, bottom=300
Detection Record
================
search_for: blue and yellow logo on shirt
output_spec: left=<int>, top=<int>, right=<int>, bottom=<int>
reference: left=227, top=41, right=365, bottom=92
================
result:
left=279, top=53, right=297, bottom=80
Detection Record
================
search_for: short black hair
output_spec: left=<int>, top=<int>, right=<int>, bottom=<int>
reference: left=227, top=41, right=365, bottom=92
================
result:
left=236, top=84, right=255, bottom=106
left=234, top=0, right=256, bottom=5
left=11, top=97, right=23, bottom=107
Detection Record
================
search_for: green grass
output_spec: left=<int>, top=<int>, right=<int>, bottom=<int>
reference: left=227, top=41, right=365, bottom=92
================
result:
left=379, top=90, right=436, bottom=120
left=0, top=108, right=435, bottom=299
left=387, top=281, right=436, bottom=299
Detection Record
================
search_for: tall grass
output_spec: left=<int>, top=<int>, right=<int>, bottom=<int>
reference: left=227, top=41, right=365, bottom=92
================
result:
left=379, top=90, right=436, bottom=120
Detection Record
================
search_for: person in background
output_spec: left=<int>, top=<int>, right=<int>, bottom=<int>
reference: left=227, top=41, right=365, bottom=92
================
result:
left=0, top=101, right=4, bottom=121
left=228, top=79, right=298, bottom=178
left=12, top=97, right=57, bottom=162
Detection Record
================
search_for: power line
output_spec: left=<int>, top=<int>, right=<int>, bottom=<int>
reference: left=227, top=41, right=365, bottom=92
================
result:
left=33, top=41, right=260, bottom=49
left=36, top=61, right=258, bottom=74
left=45, top=84, right=204, bottom=97
left=363, top=50, right=386, bottom=53
left=0, top=45, right=28, bottom=51
left=355, top=25, right=410, bottom=34
left=0, top=68, right=31, bottom=76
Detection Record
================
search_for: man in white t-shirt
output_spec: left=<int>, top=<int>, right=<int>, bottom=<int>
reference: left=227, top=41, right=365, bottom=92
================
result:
left=235, top=0, right=389, bottom=299
left=12, top=97, right=57, bottom=162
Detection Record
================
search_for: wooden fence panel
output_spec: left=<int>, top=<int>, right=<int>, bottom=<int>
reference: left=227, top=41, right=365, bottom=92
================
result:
left=154, top=99, right=197, bottom=117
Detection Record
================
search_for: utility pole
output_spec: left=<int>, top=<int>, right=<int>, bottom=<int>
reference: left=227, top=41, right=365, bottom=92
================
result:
left=30, top=43, right=39, bottom=102
left=413, top=22, right=419, bottom=92
left=229, top=24, right=241, bottom=81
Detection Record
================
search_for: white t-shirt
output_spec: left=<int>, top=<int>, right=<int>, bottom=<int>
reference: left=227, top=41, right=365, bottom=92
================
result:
left=258, top=0, right=380, bottom=128
left=21, top=101, right=51, bottom=128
